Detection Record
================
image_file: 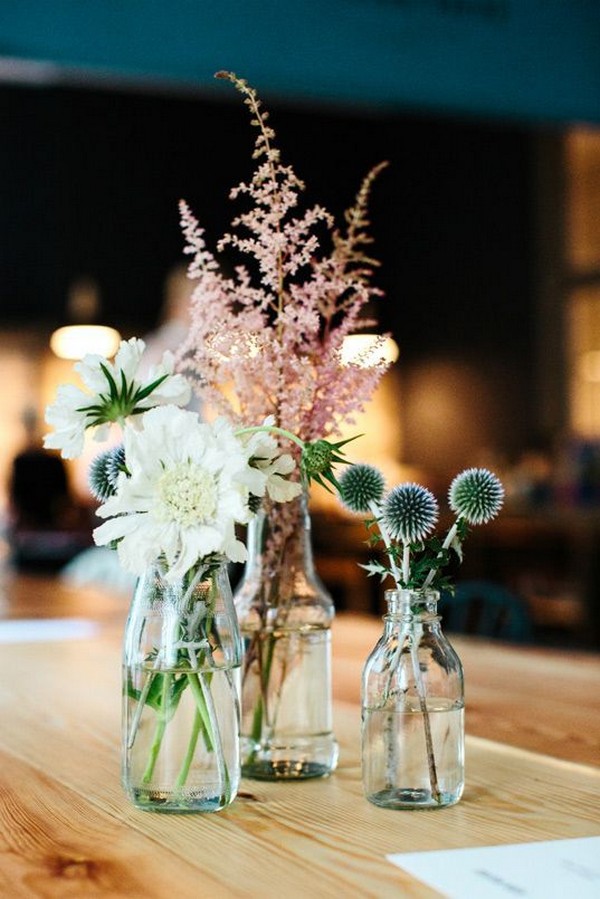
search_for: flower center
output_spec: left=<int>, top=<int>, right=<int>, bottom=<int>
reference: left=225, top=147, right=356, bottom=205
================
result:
left=156, top=462, right=217, bottom=527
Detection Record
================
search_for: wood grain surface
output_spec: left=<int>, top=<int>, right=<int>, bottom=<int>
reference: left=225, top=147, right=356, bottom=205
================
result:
left=0, top=599, right=599, bottom=898
left=333, top=614, right=600, bottom=767
left=3, top=577, right=600, bottom=765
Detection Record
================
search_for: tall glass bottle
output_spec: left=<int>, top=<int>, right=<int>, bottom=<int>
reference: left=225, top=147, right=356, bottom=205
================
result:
left=234, top=492, right=338, bottom=779
left=122, top=560, right=242, bottom=812
left=362, top=589, right=464, bottom=809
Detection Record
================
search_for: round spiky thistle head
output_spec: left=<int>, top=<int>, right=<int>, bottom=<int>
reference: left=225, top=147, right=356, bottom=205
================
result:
left=448, top=467, right=504, bottom=525
left=88, top=444, right=126, bottom=502
left=339, top=464, right=385, bottom=513
left=105, top=444, right=126, bottom=485
left=383, top=483, right=439, bottom=544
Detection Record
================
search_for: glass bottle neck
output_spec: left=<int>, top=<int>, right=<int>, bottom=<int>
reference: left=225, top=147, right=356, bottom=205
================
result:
left=244, top=491, right=316, bottom=579
left=383, top=589, right=441, bottom=629
left=234, top=490, right=334, bottom=622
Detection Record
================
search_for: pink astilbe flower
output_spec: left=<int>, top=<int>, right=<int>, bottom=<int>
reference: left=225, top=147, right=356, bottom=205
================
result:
left=177, top=70, right=391, bottom=447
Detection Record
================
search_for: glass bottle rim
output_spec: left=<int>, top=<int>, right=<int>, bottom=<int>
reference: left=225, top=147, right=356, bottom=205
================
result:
left=384, top=588, right=440, bottom=618
left=384, top=587, right=440, bottom=601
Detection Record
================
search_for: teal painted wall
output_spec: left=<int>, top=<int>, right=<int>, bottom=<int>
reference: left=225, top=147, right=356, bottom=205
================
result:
left=0, top=1, right=599, bottom=124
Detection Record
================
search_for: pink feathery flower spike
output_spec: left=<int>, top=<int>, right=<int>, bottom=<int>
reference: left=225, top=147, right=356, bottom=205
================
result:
left=177, top=70, right=392, bottom=449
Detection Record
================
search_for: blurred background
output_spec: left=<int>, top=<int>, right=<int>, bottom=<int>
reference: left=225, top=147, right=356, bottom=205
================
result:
left=1, top=1, right=600, bottom=646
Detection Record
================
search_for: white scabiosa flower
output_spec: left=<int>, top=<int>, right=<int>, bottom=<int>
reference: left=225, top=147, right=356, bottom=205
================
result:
left=383, top=483, right=439, bottom=544
left=259, top=452, right=302, bottom=502
left=448, top=467, right=504, bottom=525
left=44, top=383, right=94, bottom=460
left=240, top=418, right=302, bottom=503
left=93, top=406, right=252, bottom=580
left=44, top=338, right=191, bottom=459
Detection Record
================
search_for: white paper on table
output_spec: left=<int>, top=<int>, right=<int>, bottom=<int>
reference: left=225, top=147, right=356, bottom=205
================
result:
left=387, top=836, right=600, bottom=899
left=0, top=618, right=99, bottom=644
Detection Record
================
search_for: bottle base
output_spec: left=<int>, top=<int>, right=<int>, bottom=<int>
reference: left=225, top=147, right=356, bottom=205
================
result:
left=366, top=787, right=462, bottom=810
left=126, top=785, right=235, bottom=813
left=240, top=735, right=338, bottom=781
left=242, top=759, right=333, bottom=780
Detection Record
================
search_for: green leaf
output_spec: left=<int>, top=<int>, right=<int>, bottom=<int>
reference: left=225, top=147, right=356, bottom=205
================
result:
left=134, top=373, right=169, bottom=402
left=99, top=362, right=119, bottom=402
left=131, top=670, right=189, bottom=717
left=359, top=560, right=390, bottom=582
left=120, top=368, right=132, bottom=403
left=75, top=403, right=106, bottom=414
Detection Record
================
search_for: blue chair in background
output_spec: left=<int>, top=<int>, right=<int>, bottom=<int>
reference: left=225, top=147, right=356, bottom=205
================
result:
left=440, top=579, right=533, bottom=643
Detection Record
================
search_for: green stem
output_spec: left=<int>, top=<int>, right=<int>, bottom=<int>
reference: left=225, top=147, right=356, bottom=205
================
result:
left=409, top=636, right=442, bottom=804
left=245, top=631, right=276, bottom=766
left=259, top=633, right=277, bottom=734
left=174, top=708, right=202, bottom=790
left=187, top=671, right=231, bottom=799
left=249, top=695, right=265, bottom=746
left=235, top=424, right=305, bottom=450
left=127, top=666, right=157, bottom=750
left=141, top=672, right=172, bottom=784
left=368, top=499, right=402, bottom=587
left=186, top=672, right=215, bottom=752
left=422, top=520, right=459, bottom=590
left=402, top=544, right=410, bottom=586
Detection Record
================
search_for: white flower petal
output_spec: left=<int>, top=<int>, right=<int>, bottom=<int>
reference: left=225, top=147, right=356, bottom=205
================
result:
left=93, top=423, right=111, bottom=444
left=43, top=384, right=90, bottom=458
left=115, top=338, right=146, bottom=381
left=43, top=428, right=84, bottom=460
left=75, top=354, right=110, bottom=392
left=272, top=453, right=296, bottom=475
left=221, top=524, right=248, bottom=564
left=151, top=373, right=191, bottom=407
left=93, top=513, right=143, bottom=546
left=266, top=476, right=303, bottom=502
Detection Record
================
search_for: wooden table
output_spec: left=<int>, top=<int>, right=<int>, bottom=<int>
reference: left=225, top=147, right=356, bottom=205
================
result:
left=1, top=577, right=599, bottom=897
left=333, top=614, right=600, bottom=768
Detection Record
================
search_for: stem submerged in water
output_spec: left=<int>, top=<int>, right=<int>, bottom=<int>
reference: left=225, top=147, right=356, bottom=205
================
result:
left=141, top=672, right=172, bottom=784
left=409, top=639, right=442, bottom=804
left=244, top=629, right=277, bottom=768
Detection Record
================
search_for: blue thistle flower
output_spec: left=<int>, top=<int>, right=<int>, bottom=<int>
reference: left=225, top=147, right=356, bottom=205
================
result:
left=383, top=483, right=439, bottom=544
left=339, top=464, right=385, bottom=513
left=448, top=467, right=504, bottom=525
left=105, top=444, right=126, bottom=487
left=88, top=444, right=126, bottom=502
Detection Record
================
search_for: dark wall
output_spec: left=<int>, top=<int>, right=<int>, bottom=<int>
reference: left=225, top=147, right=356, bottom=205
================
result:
left=0, top=82, right=541, bottom=466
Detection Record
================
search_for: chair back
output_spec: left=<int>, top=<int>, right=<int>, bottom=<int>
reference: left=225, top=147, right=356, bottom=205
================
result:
left=440, top=579, right=533, bottom=642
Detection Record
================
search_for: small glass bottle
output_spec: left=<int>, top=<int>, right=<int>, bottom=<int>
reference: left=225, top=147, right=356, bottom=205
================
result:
left=362, top=589, right=464, bottom=809
left=234, top=491, right=338, bottom=779
left=122, top=560, right=242, bottom=813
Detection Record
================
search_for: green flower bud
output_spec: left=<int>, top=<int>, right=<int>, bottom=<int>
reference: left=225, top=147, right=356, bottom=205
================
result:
left=301, top=439, right=334, bottom=476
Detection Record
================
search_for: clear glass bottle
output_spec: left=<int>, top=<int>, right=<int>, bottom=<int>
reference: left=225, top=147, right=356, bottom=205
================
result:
left=234, top=492, right=338, bottom=779
left=362, top=589, right=464, bottom=809
left=122, top=560, right=242, bottom=812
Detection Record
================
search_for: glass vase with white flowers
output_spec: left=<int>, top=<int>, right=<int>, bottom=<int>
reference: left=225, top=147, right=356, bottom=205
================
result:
left=44, top=338, right=347, bottom=811
left=338, top=464, right=504, bottom=809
